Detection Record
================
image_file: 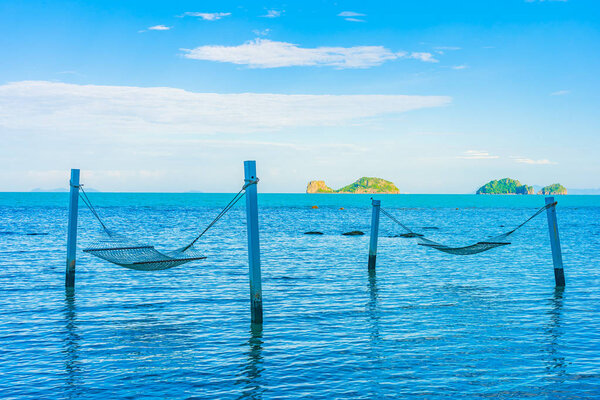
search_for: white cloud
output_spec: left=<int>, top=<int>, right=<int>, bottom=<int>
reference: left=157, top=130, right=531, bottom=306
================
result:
left=452, top=65, right=468, bottom=70
left=0, top=81, right=451, bottom=136
left=180, top=12, right=231, bottom=21
left=261, top=10, right=282, bottom=18
left=405, top=52, right=438, bottom=63
left=182, top=39, right=439, bottom=68
left=148, top=25, right=171, bottom=31
left=344, top=17, right=365, bottom=22
left=510, top=157, right=557, bottom=165
left=551, top=90, right=570, bottom=96
left=458, top=150, right=499, bottom=160
left=338, top=11, right=365, bottom=17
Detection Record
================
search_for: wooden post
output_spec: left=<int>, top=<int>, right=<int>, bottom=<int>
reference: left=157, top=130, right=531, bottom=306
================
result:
left=368, top=199, right=381, bottom=271
left=66, top=169, right=80, bottom=288
left=244, top=161, right=263, bottom=324
left=545, top=197, right=565, bottom=287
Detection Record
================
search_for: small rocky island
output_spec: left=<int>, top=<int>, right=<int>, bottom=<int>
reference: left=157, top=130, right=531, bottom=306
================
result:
left=477, top=178, right=567, bottom=195
left=477, top=178, right=534, bottom=195
left=538, top=183, right=567, bottom=195
left=307, top=177, right=400, bottom=194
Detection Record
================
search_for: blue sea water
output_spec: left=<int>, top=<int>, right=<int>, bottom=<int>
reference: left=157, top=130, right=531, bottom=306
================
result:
left=1, top=193, right=599, bottom=399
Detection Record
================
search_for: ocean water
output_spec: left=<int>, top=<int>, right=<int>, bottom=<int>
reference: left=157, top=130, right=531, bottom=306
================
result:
left=1, top=193, right=599, bottom=399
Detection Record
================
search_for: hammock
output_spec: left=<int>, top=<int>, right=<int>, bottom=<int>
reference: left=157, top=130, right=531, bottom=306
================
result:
left=76, top=179, right=256, bottom=270
left=380, top=202, right=555, bottom=256
left=83, top=231, right=207, bottom=271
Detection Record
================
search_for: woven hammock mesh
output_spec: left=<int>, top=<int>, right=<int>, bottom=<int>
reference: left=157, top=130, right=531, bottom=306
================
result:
left=416, top=235, right=511, bottom=255
left=83, top=231, right=206, bottom=271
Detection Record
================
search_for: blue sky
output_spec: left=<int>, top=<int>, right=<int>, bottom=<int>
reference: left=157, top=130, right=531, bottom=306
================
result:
left=1, top=0, right=599, bottom=193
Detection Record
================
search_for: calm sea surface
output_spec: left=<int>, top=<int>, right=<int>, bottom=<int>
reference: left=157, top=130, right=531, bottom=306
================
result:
left=1, top=193, right=599, bottom=399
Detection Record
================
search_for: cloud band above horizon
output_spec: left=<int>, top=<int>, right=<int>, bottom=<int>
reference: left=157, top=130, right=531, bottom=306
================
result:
left=0, top=81, right=451, bottom=136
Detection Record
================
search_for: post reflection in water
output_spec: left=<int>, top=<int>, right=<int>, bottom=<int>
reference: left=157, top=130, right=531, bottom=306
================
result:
left=368, top=269, right=381, bottom=346
left=236, top=323, right=265, bottom=400
left=545, top=287, right=566, bottom=381
left=63, top=288, right=82, bottom=399
left=367, top=269, right=383, bottom=396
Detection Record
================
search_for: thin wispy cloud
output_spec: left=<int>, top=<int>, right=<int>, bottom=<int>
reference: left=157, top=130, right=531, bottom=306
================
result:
left=252, top=29, right=271, bottom=36
left=182, top=39, right=438, bottom=68
left=0, top=81, right=452, bottom=135
left=452, top=65, right=468, bottom=70
left=433, top=46, right=461, bottom=55
left=434, top=46, right=461, bottom=51
left=551, top=90, right=570, bottom=96
left=403, top=52, right=438, bottom=63
left=180, top=12, right=231, bottom=21
left=338, top=11, right=365, bottom=22
left=148, top=25, right=171, bottom=31
left=510, top=157, right=557, bottom=164
left=458, top=150, right=499, bottom=159
left=338, top=11, right=365, bottom=17
left=261, top=10, right=282, bottom=18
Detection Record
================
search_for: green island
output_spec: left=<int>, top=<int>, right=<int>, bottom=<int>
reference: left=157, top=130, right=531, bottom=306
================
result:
left=476, top=178, right=534, bottom=195
left=477, top=178, right=567, bottom=195
left=538, top=183, right=567, bottom=195
left=306, top=177, right=400, bottom=194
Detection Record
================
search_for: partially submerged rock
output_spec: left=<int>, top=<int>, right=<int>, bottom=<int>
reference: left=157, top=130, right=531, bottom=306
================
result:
left=389, top=232, right=424, bottom=238
left=342, top=230, right=365, bottom=236
left=399, top=232, right=423, bottom=238
left=304, top=231, right=324, bottom=235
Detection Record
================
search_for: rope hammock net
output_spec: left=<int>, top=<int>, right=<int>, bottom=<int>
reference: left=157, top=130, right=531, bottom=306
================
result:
left=380, top=202, right=555, bottom=255
left=76, top=179, right=257, bottom=271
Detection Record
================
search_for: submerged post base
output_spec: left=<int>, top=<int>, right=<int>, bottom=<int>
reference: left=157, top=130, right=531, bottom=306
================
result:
left=251, top=300, right=263, bottom=325
left=65, top=259, right=76, bottom=288
left=368, top=254, right=376, bottom=271
left=554, top=268, right=566, bottom=287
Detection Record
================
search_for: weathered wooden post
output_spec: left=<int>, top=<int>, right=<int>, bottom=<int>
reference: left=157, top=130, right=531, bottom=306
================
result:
left=244, top=161, right=263, bottom=324
left=368, top=199, right=381, bottom=271
left=66, top=169, right=80, bottom=288
left=545, top=197, right=565, bottom=287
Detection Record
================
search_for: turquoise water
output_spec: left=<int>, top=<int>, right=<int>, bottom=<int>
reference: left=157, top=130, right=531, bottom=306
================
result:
left=1, top=193, right=599, bottom=399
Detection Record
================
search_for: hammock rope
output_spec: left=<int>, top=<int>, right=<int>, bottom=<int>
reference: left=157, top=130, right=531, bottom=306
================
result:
left=182, top=177, right=258, bottom=251
left=76, top=179, right=258, bottom=270
left=380, top=202, right=556, bottom=255
left=74, top=182, right=109, bottom=233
